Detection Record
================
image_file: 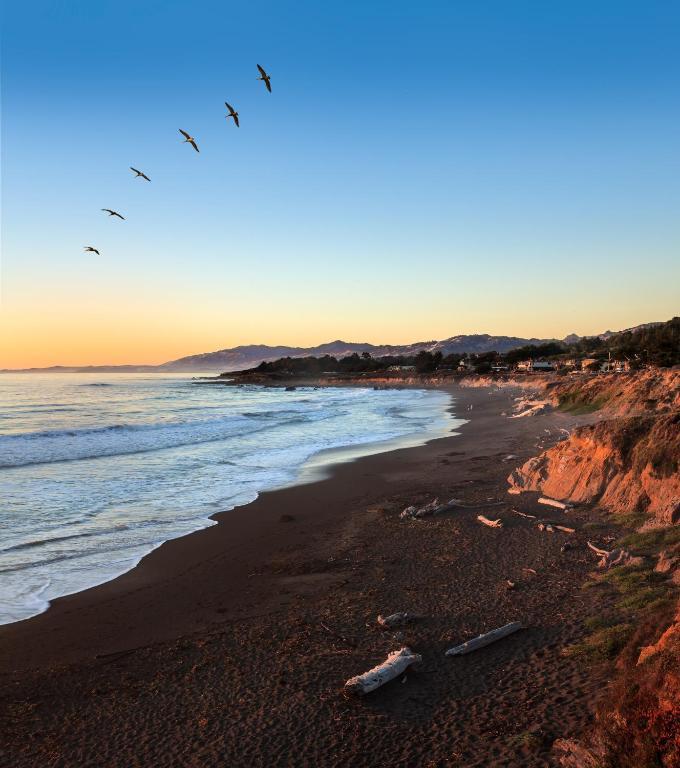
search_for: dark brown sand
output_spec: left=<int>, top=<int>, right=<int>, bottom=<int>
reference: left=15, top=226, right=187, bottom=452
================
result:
left=0, top=385, right=617, bottom=767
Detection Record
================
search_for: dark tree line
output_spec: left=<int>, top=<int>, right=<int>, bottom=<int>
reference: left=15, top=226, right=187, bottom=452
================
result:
left=503, top=342, right=566, bottom=364
left=249, top=318, right=679, bottom=376
left=605, top=318, right=679, bottom=367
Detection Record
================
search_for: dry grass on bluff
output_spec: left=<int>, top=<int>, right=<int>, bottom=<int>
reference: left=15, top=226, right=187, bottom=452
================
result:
left=563, top=519, right=680, bottom=767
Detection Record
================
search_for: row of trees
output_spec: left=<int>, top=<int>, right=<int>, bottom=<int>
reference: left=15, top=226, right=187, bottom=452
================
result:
left=255, top=351, right=455, bottom=375
left=251, top=318, right=679, bottom=376
left=606, top=318, right=679, bottom=368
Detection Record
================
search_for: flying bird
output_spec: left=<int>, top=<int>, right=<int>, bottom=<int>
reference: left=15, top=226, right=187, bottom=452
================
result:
left=130, top=167, right=151, bottom=181
left=179, top=129, right=199, bottom=152
left=84, top=246, right=100, bottom=256
left=101, top=208, right=125, bottom=220
left=256, top=64, right=271, bottom=93
left=225, top=102, right=240, bottom=127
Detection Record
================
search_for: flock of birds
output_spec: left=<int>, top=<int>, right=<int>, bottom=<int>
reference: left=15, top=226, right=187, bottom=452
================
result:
left=84, top=64, right=272, bottom=256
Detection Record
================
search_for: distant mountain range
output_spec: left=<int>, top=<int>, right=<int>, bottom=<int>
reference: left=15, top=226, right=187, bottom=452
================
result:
left=156, top=335, right=558, bottom=372
left=598, top=322, right=665, bottom=340
left=1, top=322, right=665, bottom=374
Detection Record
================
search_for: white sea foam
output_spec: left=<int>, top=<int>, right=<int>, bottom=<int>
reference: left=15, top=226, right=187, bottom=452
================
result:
left=0, top=373, right=460, bottom=624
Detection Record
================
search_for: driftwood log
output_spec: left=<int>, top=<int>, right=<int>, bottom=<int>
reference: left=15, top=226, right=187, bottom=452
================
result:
left=587, top=540, right=640, bottom=569
left=477, top=514, right=503, bottom=528
left=400, top=497, right=459, bottom=520
left=401, top=497, right=506, bottom=520
left=377, top=612, right=414, bottom=630
left=586, top=541, right=609, bottom=556
left=554, top=524, right=576, bottom=534
left=513, top=509, right=575, bottom=535
left=538, top=497, right=570, bottom=510
left=445, top=622, right=522, bottom=656
left=344, top=647, right=421, bottom=695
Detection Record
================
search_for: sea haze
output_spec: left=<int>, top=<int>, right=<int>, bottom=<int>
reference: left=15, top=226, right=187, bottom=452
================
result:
left=0, top=374, right=461, bottom=624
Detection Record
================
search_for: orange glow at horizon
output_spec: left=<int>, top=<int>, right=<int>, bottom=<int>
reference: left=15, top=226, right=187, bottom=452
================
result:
left=2, top=291, right=675, bottom=369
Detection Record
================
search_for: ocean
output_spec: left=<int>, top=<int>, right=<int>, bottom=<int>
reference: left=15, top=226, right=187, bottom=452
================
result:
left=0, top=373, right=459, bottom=624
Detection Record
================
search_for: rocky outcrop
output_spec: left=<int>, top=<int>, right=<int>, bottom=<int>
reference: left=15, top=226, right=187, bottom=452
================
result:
left=508, top=413, right=680, bottom=525
left=638, top=606, right=680, bottom=666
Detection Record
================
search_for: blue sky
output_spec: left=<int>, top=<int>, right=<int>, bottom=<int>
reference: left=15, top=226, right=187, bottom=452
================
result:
left=1, top=0, right=679, bottom=365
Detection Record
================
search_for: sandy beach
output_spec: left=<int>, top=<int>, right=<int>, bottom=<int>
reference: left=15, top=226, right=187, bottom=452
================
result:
left=1, top=383, right=618, bottom=767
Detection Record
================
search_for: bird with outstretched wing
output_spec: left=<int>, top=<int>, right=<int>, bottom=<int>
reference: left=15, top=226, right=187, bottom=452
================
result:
left=101, top=208, right=125, bottom=220
left=179, top=129, right=200, bottom=152
left=225, top=102, right=240, bottom=127
left=130, top=167, right=151, bottom=181
left=256, top=64, right=271, bottom=93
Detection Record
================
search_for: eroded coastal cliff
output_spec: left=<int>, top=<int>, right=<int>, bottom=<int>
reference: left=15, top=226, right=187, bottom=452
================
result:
left=508, top=413, right=680, bottom=525
left=502, top=369, right=680, bottom=767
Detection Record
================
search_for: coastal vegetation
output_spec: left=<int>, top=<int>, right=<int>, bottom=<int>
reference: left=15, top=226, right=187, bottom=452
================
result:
left=567, top=548, right=679, bottom=766
left=555, top=395, right=605, bottom=415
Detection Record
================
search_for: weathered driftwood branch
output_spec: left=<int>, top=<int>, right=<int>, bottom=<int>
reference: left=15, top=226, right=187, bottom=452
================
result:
left=509, top=400, right=551, bottom=418
left=344, top=647, right=421, bottom=695
left=587, top=541, right=641, bottom=569
left=477, top=514, right=503, bottom=528
left=400, top=497, right=459, bottom=520
left=513, top=509, right=537, bottom=519
left=445, top=621, right=522, bottom=656
left=400, top=497, right=506, bottom=520
left=530, top=518, right=574, bottom=534
left=538, top=497, right=570, bottom=510
left=377, top=612, right=414, bottom=630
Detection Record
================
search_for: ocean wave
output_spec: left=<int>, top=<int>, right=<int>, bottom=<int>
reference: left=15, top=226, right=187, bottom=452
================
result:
left=79, top=382, right=113, bottom=387
left=0, top=403, right=80, bottom=412
left=0, top=416, right=251, bottom=467
left=0, top=408, right=344, bottom=468
left=0, top=541, right=153, bottom=574
left=0, top=527, right=131, bottom=555
left=0, top=509, right=225, bottom=558
left=241, top=408, right=307, bottom=419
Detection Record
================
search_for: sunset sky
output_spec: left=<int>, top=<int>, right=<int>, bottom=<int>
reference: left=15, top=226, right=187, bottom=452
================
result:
left=2, top=1, right=679, bottom=368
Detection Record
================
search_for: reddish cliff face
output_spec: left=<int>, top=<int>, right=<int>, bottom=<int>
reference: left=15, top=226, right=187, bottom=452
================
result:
left=508, top=413, right=680, bottom=525
left=547, top=368, right=680, bottom=416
